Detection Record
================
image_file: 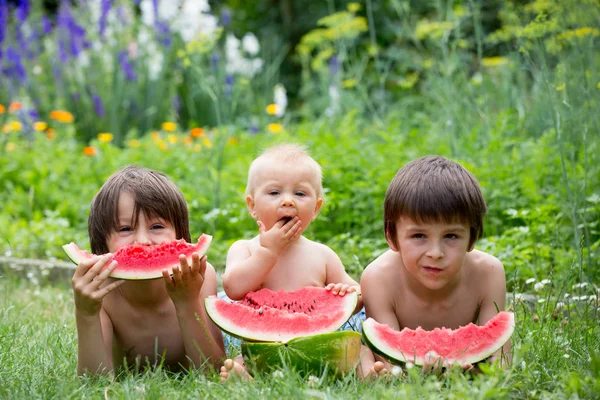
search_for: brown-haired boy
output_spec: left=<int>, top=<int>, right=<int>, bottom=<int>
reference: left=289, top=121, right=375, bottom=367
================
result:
left=71, top=165, right=224, bottom=376
left=360, top=155, right=510, bottom=377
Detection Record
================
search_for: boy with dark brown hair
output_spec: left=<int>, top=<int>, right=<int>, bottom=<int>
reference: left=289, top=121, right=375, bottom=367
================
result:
left=72, top=165, right=225, bottom=376
left=360, top=155, right=510, bottom=377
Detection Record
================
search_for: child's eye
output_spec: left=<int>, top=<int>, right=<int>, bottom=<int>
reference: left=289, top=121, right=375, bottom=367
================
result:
left=411, top=233, right=426, bottom=239
left=268, top=190, right=280, bottom=196
left=445, top=233, right=459, bottom=239
left=295, top=191, right=306, bottom=197
left=118, top=226, right=132, bottom=232
left=151, top=224, right=165, bottom=230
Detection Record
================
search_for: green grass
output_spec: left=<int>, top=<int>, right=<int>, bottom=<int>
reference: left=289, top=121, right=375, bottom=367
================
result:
left=1, top=274, right=598, bottom=399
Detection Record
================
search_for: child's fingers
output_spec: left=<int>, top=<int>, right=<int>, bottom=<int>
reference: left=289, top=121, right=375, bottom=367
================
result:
left=325, top=283, right=335, bottom=290
left=197, top=255, right=207, bottom=281
left=179, top=254, right=191, bottom=279
left=81, top=254, right=113, bottom=284
left=90, top=260, right=118, bottom=290
left=72, top=255, right=101, bottom=278
left=171, top=265, right=183, bottom=285
left=257, top=220, right=266, bottom=234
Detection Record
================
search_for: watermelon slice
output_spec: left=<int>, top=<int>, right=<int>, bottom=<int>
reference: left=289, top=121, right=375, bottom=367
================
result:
left=62, top=234, right=212, bottom=280
left=242, top=331, right=362, bottom=377
left=205, top=287, right=358, bottom=343
left=362, top=312, right=514, bottom=366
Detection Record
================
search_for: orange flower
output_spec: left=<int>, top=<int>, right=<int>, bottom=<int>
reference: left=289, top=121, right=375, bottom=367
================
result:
left=151, top=131, right=160, bottom=140
left=5, top=142, right=16, bottom=152
left=190, top=127, right=205, bottom=137
left=8, top=102, right=22, bottom=112
left=0, top=104, right=5, bottom=114
left=50, top=110, right=74, bottom=123
left=83, top=146, right=97, bottom=156
left=228, top=137, right=239, bottom=145
left=45, top=129, right=55, bottom=140
left=162, top=122, right=177, bottom=131
left=183, top=136, right=193, bottom=145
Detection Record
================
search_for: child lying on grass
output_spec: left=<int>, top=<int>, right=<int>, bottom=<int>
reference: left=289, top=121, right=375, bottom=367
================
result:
left=71, top=165, right=224, bottom=376
left=219, top=144, right=363, bottom=381
left=360, top=156, right=511, bottom=377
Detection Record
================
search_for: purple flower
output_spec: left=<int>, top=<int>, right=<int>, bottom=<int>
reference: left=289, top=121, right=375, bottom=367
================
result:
left=57, top=1, right=88, bottom=60
left=93, top=94, right=105, bottom=117
left=329, top=55, right=339, bottom=77
left=4, top=46, right=27, bottom=82
left=72, top=92, right=80, bottom=102
left=220, top=9, right=232, bottom=27
left=16, top=0, right=29, bottom=23
left=119, top=50, right=136, bottom=80
left=250, top=122, right=259, bottom=135
left=154, top=21, right=171, bottom=47
left=41, top=16, right=53, bottom=35
left=211, top=53, right=219, bottom=71
left=99, top=0, right=113, bottom=38
left=28, top=108, right=39, bottom=120
left=225, top=74, right=234, bottom=97
left=0, top=0, right=7, bottom=55
left=172, top=95, right=181, bottom=115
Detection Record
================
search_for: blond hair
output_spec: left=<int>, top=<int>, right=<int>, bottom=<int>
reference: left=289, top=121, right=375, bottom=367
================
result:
left=246, top=143, right=324, bottom=198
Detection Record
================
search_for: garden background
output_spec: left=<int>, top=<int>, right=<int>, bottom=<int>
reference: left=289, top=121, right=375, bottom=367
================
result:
left=0, top=0, right=599, bottom=398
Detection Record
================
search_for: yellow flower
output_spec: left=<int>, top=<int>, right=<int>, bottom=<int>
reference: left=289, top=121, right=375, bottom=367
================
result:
left=162, top=122, right=177, bottom=131
left=83, top=146, right=97, bottom=156
left=0, top=104, right=5, bottom=114
left=157, top=140, right=169, bottom=151
left=266, top=104, right=278, bottom=115
left=151, top=131, right=161, bottom=140
left=202, top=137, right=213, bottom=148
left=8, top=102, right=22, bottom=112
left=33, top=121, right=47, bottom=131
left=190, top=127, right=205, bottom=137
left=10, top=121, right=22, bottom=131
left=45, top=128, right=55, bottom=140
left=97, top=133, right=114, bottom=143
left=5, top=142, right=16, bottom=152
left=267, top=123, right=283, bottom=134
left=193, top=144, right=202, bottom=152
left=555, top=83, right=566, bottom=91
left=596, top=82, right=600, bottom=89
left=50, top=110, right=74, bottom=123
left=167, top=134, right=178, bottom=144
left=422, top=58, right=434, bottom=69
left=128, top=139, right=140, bottom=148
left=228, top=137, right=239, bottom=146
left=342, top=79, right=357, bottom=88
left=347, top=2, right=361, bottom=13
left=481, top=56, right=509, bottom=67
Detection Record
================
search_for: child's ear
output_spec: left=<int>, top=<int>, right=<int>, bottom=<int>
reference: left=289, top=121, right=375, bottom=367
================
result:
left=311, top=198, right=323, bottom=220
left=385, top=230, right=399, bottom=252
left=246, top=195, right=258, bottom=220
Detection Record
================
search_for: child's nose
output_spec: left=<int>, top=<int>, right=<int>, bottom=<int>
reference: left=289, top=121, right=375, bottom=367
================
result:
left=426, top=241, right=444, bottom=259
left=134, top=230, right=152, bottom=245
left=280, top=194, right=294, bottom=207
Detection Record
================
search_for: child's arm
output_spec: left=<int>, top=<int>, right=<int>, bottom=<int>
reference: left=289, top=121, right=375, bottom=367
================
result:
left=71, top=253, right=124, bottom=376
left=477, top=256, right=511, bottom=367
left=222, top=217, right=301, bottom=300
left=163, top=254, right=225, bottom=369
left=323, top=246, right=363, bottom=312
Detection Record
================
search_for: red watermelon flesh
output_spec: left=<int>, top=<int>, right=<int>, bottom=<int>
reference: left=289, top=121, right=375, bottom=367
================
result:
left=362, top=312, right=514, bottom=366
left=62, top=234, right=212, bottom=280
left=205, top=287, right=358, bottom=343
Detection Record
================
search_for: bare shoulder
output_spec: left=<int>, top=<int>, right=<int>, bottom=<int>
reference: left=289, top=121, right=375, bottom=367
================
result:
left=467, top=249, right=504, bottom=276
left=361, top=250, right=400, bottom=288
left=227, top=238, right=254, bottom=253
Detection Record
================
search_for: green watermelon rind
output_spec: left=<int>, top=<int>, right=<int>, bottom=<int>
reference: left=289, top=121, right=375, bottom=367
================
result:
left=241, top=331, right=362, bottom=378
left=62, top=235, right=212, bottom=280
left=362, top=312, right=515, bottom=366
left=205, top=290, right=358, bottom=343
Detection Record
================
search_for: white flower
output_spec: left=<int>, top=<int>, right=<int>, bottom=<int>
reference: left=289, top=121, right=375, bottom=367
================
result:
left=514, top=293, right=524, bottom=302
left=242, top=33, right=260, bottom=56
left=273, top=84, right=287, bottom=117
left=541, top=279, right=551, bottom=285
left=537, top=298, right=546, bottom=303
left=272, top=370, right=284, bottom=378
left=325, top=84, right=340, bottom=116
left=564, top=293, right=570, bottom=298
left=579, top=295, right=588, bottom=301
left=391, top=365, right=402, bottom=377
left=405, top=362, right=414, bottom=370
left=307, top=375, right=319, bottom=388
left=563, top=354, right=570, bottom=359
left=534, top=282, right=545, bottom=292
left=588, top=295, right=597, bottom=303
left=32, top=65, right=42, bottom=75
left=526, top=278, right=536, bottom=284
left=571, top=296, right=580, bottom=301
left=555, top=302, right=565, bottom=310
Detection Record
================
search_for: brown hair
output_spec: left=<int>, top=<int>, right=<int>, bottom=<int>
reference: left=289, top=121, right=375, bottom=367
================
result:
left=384, top=155, right=486, bottom=250
left=245, top=143, right=324, bottom=198
left=88, top=165, right=191, bottom=254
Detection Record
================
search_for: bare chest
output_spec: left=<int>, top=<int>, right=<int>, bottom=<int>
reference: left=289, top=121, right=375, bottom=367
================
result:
left=104, top=296, right=187, bottom=370
left=394, top=289, right=482, bottom=331
left=256, top=244, right=327, bottom=291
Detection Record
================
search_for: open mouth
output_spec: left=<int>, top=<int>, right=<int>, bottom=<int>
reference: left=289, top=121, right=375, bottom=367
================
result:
left=278, top=216, right=293, bottom=224
left=423, top=266, right=443, bottom=274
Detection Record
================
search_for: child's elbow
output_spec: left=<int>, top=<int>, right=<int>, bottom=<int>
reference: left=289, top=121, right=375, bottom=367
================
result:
left=222, top=274, right=245, bottom=301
